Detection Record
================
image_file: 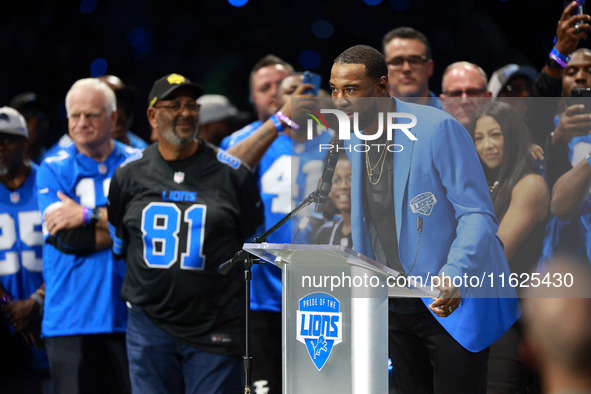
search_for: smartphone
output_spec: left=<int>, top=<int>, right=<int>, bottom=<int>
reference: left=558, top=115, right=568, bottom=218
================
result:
left=303, top=71, right=322, bottom=95
left=565, top=0, right=586, bottom=25
left=571, top=87, right=591, bottom=97
left=570, top=87, right=591, bottom=114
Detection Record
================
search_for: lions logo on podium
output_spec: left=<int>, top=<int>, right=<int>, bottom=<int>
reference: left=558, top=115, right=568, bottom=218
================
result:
left=296, top=292, right=342, bottom=371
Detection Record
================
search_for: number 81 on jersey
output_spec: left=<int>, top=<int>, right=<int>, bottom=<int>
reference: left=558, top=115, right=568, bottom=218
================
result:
left=141, top=202, right=206, bottom=270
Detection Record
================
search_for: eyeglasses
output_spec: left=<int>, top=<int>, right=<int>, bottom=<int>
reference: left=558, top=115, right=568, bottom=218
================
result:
left=387, top=55, right=429, bottom=70
left=154, top=101, right=200, bottom=113
left=442, top=88, right=487, bottom=98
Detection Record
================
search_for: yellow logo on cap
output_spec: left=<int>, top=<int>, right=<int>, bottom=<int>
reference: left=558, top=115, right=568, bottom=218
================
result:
left=167, top=74, right=186, bottom=85
left=149, top=97, right=158, bottom=107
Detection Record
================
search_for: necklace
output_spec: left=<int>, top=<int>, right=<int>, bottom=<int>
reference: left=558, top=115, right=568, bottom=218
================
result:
left=365, top=143, right=389, bottom=185
left=489, top=180, right=499, bottom=194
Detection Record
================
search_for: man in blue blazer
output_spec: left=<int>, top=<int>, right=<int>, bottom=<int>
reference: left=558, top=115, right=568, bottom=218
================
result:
left=329, top=45, right=519, bottom=393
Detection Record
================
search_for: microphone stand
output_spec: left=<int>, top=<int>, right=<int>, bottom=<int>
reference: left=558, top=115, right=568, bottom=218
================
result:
left=219, top=138, right=338, bottom=393
left=219, top=191, right=321, bottom=393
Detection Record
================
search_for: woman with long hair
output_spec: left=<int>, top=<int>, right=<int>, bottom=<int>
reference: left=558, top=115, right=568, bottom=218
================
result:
left=469, top=101, right=549, bottom=393
left=470, top=101, right=549, bottom=270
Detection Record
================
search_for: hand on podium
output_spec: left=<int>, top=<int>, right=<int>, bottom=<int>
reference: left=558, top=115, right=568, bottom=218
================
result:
left=429, top=275, right=461, bottom=317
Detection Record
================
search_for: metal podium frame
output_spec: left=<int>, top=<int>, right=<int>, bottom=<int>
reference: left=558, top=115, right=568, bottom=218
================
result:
left=243, top=243, right=437, bottom=394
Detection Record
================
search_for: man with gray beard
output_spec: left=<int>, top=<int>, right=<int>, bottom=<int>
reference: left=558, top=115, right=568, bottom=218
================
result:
left=108, top=73, right=263, bottom=393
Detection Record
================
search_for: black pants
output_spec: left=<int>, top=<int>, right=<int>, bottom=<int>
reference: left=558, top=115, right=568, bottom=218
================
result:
left=487, top=320, right=540, bottom=394
left=0, top=321, right=46, bottom=394
left=389, top=310, right=489, bottom=394
left=45, top=333, right=130, bottom=394
left=250, top=310, right=282, bottom=393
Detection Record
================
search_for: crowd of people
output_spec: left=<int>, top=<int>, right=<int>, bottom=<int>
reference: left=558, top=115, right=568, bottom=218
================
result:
left=2, top=2, right=591, bottom=393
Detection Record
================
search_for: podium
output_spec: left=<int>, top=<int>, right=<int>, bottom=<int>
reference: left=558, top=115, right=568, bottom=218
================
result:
left=243, top=243, right=437, bottom=394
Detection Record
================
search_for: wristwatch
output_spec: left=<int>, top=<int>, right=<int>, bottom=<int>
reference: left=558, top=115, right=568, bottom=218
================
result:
left=90, top=207, right=102, bottom=224
left=546, top=54, right=565, bottom=69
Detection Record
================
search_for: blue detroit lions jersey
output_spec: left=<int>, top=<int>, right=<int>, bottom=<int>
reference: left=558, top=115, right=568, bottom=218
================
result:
left=569, top=135, right=591, bottom=263
left=0, top=165, right=49, bottom=370
left=0, top=165, right=43, bottom=301
left=222, top=122, right=331, bottom=312
left=37, top=141, right=138, bottom=337
left=538, top=133, right=591, bottom=270
left=219, top=120, right=263, bottom=151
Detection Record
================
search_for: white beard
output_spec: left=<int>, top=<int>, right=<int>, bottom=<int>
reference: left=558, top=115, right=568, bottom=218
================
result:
left=160, top=128, right=196, bottom=147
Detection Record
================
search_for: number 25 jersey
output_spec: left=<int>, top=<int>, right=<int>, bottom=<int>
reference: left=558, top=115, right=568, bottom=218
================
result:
left=0, top=165, right=43, bottom=300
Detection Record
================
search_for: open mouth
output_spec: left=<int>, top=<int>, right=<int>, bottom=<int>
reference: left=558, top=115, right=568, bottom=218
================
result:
left=333, top=193, right=351, bottom=202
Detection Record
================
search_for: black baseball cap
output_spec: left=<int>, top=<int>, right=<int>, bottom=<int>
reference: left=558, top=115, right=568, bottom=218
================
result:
left=148, top=73, right=204, bottom=107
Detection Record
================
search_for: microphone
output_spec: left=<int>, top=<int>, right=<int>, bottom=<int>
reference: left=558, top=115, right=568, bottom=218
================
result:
left=218, top=250, right=246, bottom=275
left=314, top=136, right=339, bottom=213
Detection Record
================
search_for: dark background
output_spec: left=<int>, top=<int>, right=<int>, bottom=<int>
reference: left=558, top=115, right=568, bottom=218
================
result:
left=0, top=0, right=582, bottom=144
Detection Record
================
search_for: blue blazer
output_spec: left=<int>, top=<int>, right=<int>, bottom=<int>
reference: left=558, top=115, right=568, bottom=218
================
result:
left=347, top=99, right=519, bottom=352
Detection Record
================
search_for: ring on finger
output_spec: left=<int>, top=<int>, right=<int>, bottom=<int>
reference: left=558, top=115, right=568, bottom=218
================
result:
left=448, top=306, right=453, bottom=313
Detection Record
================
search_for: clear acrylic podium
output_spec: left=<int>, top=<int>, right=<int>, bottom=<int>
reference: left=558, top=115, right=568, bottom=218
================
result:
left=243, top=243, right=437, bottom=394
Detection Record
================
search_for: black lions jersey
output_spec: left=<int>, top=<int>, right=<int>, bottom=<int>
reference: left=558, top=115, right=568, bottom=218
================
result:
left=108, top=141, right=263, bottom=355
